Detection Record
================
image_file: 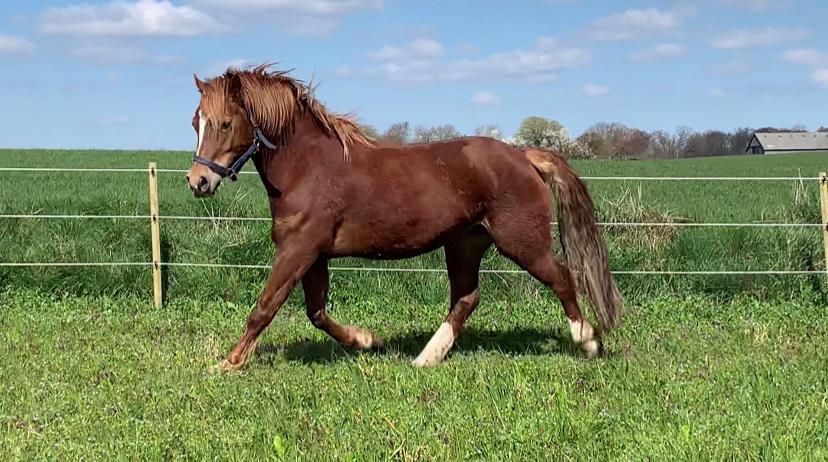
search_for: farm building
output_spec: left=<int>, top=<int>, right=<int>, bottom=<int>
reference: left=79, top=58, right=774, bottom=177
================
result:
left=745, top=131, right=828, bottom=154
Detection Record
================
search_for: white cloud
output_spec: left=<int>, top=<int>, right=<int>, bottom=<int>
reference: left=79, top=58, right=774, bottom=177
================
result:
left=0, top=34, right=35, bottom=55
left=195, top=0, right=382, bottom=15
left=782, top=48, right=828, bottom=67
left=194, top=0, right=382, bottom=36
left=69, top=43, right=180, bottom=64
left=709, top=27, right=810, bottom=50
left=811, top=69, right=828, bottom=88
left=629, top=43, right=686, bottom=62
left=39, top=0, right=222, bottom=37
left=717, top=0, right=792, bottom=10
left=779, top=48, right=828, bottom=88
left=370, top=39, right=443, bottom=60
left=342, top=37, right=590, bottom=84
left=589, top=8, right=680, bottom=41
left=581, top=84, right=610, bottom=96
left=471, top=91, right=500, bottom=106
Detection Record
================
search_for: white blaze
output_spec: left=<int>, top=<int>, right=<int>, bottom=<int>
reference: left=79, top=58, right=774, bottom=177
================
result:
left=196, top=110, right=207, bottom=156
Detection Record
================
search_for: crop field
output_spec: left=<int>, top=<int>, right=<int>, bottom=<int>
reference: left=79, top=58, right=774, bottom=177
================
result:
left=1, top=149, right=827, bottom=460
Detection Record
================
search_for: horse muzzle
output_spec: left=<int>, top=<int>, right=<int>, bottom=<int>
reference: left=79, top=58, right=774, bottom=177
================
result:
left=186, top=165, right=222, bottom=197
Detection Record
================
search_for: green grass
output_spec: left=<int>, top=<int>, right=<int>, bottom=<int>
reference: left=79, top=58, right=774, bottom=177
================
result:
left=2, top=150, right=828, bottom=459
left=1, top=289, right=826, bottom=460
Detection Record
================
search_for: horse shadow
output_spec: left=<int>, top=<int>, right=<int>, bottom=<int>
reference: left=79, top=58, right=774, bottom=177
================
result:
left=255, top=326, right=585, bottom=365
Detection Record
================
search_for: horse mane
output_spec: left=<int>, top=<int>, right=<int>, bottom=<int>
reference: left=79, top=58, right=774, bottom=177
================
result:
left=210, top=64, right=373, bottom=158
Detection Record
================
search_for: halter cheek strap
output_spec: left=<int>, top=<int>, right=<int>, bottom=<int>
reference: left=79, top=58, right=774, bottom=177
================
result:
left=192, top=116, right=277, bottom=182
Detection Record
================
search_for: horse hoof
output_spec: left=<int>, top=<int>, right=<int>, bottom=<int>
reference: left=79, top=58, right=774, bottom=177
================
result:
left=207, top=359, right=243, bottom=375
left=411, top=354, right=443, bottom=368
left=582, top=338, right=603, bottom=359
left=351, top=328, right=384, bottom=350
left=371, top=335, right=386, bottom=351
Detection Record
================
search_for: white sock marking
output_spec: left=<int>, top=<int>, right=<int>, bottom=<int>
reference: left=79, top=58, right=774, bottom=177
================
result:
left=569, top=319, right=600, bottom=358
left=412, top=322, right=455, bottom=367
left=569, top=319, right=594, bottom=343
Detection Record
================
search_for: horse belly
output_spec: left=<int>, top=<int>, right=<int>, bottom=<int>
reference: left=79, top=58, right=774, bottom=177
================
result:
left=330, top=202, right=482, bottom=259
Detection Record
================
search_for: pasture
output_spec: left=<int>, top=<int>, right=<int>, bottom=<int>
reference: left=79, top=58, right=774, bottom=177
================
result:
left=1, top=149, right=827, bottom=460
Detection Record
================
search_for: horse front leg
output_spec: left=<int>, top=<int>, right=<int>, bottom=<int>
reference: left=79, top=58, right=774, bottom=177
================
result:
left=211, top=244, right=317, bottom=373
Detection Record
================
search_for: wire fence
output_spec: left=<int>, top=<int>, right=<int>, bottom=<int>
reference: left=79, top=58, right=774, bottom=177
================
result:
left=1, top=165, right=827, bottom=304
left=0, top=261, right=824, bottom=275
left=0, top=166, right=820, bottom=182
left=0, top=213, right=824, bottom=227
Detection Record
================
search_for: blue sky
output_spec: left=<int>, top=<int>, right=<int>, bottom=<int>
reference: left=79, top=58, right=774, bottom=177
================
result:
left=0, top=0, right=826, bottom=150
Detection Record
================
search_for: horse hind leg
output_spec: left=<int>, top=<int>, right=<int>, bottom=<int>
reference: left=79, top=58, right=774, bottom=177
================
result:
left=413, top=228, right=491, bottom=367
left=485, top=214, right=602, bottom=358
left=539, top=256, right=602, bottom=358
left=303, top=258, right=384, bottom=350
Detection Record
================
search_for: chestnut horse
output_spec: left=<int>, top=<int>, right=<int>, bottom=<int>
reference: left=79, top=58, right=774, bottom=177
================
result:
left=186, top=65, right=622, bottom=372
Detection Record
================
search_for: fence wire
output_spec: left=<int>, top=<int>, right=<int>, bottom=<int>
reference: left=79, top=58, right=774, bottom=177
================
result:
left=0, top=261, right=823, bottom=276
left=1, top=165, right=825, bottom=278
left=0, top=214, right=822, bottom=228
left=0, top=166, right=819, bottom=181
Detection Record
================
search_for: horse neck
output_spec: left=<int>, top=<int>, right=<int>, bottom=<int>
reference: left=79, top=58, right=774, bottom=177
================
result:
left=253, top=112, right=343, bottom=189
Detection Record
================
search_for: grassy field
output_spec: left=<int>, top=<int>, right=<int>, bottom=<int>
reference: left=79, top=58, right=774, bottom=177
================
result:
left=2, top=290, right=827, bottom=460
left=1, top=149, right=828, bottom=460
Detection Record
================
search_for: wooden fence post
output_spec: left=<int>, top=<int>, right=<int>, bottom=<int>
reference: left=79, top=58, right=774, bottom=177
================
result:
left=149, top=162, right=163, bottom=307
left=819, top=172, right=828, bottom=284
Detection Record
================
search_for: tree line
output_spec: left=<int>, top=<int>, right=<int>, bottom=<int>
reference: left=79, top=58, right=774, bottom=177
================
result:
left=360, top=118, right=828, bottom=160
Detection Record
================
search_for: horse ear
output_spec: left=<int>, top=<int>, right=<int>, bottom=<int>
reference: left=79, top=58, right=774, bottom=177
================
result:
left=227, top=72, right=246, bottom=103
left=194, top=74, right=207, bottom=93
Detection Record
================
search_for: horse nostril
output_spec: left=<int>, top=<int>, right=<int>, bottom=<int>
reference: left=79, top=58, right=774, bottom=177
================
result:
left=197, top=176, right=208, bottom=191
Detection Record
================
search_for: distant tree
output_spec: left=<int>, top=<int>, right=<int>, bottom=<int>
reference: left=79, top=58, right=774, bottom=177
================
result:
left=687, top=130, right=731, bottom=157
left=474, top=124, right=503, bottom=139
left=577, top=122, right=651, bottom=159
left=413, top=124, right=462, bottom=142
left=620, top=128, right=653, bottom=159
left=674, top=126, right=694, bottom=157
left=562, top=140, right=594, bottom=159
left=756, top=126, right=807, bottom=133
left=514, top=116, right=550, bottom=147
left=358, top=123, right=379, bottom=140
left=708, top=130, right=730, bottom=156
left=514, top=116, right=569, bottom=151
left=729, top=127, right=754, bottom=154
left=413, top=125, right=433, bottom=143
left=651, top=130, right=680, bottom=159
left=383, top=121, right=410, bottom=143
left=652, top=126, right=695, bottom=159
left=432, top=124, right=462, bottom=141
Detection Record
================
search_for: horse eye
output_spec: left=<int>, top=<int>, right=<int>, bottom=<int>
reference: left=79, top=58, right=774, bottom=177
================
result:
left=221, top=121, right=231, bottom=131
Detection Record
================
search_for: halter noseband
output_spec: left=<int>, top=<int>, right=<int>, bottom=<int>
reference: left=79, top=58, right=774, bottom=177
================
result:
left=192, top=115, right=276, bottom=182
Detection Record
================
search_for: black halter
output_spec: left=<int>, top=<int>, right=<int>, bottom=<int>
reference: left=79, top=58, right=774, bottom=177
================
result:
left=192, top=117, right=277, bottom=182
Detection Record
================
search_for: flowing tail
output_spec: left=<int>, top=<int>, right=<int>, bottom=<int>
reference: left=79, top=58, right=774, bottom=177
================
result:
left=524, top=148, right=623, bottom=330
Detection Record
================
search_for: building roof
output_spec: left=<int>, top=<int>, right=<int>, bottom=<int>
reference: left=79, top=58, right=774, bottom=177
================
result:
left=752, top=132, right=828, bottom=151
